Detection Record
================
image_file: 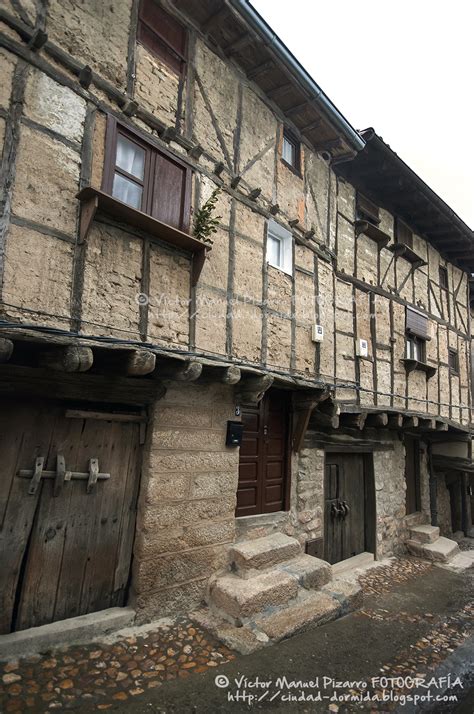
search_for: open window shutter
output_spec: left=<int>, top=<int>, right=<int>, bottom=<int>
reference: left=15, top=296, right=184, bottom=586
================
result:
left=357, top=193, right=380, bottom=224
left=396, top=218, right=413, bottom=248
left=152, top=153, right=188, bottom=230
left=406, top=307, right=428, bottom=339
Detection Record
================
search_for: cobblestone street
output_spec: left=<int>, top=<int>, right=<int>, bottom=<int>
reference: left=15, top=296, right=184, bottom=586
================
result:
left=0, top=556, right=472, bottom=712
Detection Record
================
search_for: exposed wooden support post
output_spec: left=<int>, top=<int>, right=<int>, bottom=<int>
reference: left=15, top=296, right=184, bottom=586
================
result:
left=0, top=338, right=14, bottom=363
left=157, top=359, right=203, bottom=382
left=365, top=412, right=388, bottom=428
left=39, top=345, right=93, bottom=372
left=235, top=374, right=273, bottom=406
left=292, top=393, right=324, bottom=452
left=403, top=415, right=419, bottom=429
left=126, top=350, right=156, bottom=376
left=388, top=413, right=403, bottom=429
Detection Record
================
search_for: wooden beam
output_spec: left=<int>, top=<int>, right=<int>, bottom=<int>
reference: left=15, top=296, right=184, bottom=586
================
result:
left=0, top=338, right=13, bottom=363
left=286, top=101, right=308, bottom=116
left=39, top=345, right=93, bottom=372
left=247, top=59, right=274, bottom=80
left=158, top=359, right=203, bottom=382
left=236, top=374, right=274, bottom=406
left=309, top=411, right=340, bottom=430
left=435, top=421, right=449, bottom=431
left=403, top=416, right=419, bottom=429
left=0, top=364, right=164, bottom=405
left=300, top=119, right=322, bottom=134
left=267, top=82, right=293, bottom=99
left=419, top=417, right=436, bottom=430
left=126, top=350, right=156, bottom=376
left=201, top=364, right=241, bottom=385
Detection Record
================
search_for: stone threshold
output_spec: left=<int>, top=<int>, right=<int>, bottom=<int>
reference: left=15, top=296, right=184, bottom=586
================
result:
left=0, top=608, right=135, bottom=662
left=332, top=552, right=375, bottom=578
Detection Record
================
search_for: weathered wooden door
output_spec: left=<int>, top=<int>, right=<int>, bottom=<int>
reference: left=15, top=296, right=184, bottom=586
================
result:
left=324, top=453, right=372, bottom=565
left=236, top=390, right=289, bottom=517
left=0, top=398, right=141, bottom=634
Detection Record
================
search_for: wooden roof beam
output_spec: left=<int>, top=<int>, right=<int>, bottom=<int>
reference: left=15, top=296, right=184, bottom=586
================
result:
left=247, top=59, right=274, bottom=80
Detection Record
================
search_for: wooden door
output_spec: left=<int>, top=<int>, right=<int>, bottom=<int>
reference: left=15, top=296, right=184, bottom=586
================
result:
left=405, top=437, right=421, bottom=514
left=236, top=390, right=289, bottom=517
left=324, top=453, right=372, bottom=565
left=0, top=399, right=141, bottom=634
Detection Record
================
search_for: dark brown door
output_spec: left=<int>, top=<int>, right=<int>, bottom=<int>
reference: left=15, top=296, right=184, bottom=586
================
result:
left=324, top=453, right=373, bottom=565
left=236, top=390, right=289, bottom=517
left=0, top=398, right=141, bottom=634
left=405, top=437, right=421, bottom=514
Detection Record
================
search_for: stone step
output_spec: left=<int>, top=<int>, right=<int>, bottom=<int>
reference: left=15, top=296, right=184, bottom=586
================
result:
left=332, top=552, right=374, bottom=577
left=409, top=524, right=440, bottom=544
left=209, top=570, right=298, bottom=620
left=253, top=580, right=362, bottom=644
left=231, top=533, right=301, bottom=574
left=276, top=554, right=332, bottom=590
left=404, top=511, right=430, bottom=528
left=406, top=536, right=460, bottom=563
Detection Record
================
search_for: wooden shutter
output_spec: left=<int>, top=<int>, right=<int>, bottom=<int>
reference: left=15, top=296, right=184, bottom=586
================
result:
left=395, top=217, right=413, bottom=248
left=152, top=153, right=189, bottom=231
left=406, top=307, right=428, bottom=339
left=138, top=1, right=187, bottom=73
left=357, top=193, right=380, bottom=224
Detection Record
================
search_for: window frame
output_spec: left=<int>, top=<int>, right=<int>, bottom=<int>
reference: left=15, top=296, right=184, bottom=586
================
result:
left=102, top=116, right=192, bottom=232
left=406, top=334, right=426, bottom=363
left=281, top=129, right=301, bottom=175
left=448, top=348, right=459, bottom=375
left=439, top=265, right=449, bottom=290
left=356, top=193, right=380, bottom=225
left=266, top=219, right=293, bottom=276
left=137, top=0, right=187, bottom=75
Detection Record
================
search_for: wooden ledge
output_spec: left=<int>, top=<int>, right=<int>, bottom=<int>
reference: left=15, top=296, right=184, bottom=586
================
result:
left=354, top=219, right=390, bottom=247
left=388, top=243, right=427, bottom=267
left=402, top=358, right=437, bottom=379
left=77, top=187, right=209, bottom=286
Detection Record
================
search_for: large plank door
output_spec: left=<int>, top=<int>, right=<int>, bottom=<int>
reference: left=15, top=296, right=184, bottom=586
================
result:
left=236, top=390, right=289, bottom=517
left=324, top=453, right=372, bottom=565
left=0, top=399, right=141, bottom=634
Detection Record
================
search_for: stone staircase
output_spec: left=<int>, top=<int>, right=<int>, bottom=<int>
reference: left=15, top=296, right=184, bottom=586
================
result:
left=192, top=533, right=362, bottom=654
left=405, top=524, right=460, bottom=563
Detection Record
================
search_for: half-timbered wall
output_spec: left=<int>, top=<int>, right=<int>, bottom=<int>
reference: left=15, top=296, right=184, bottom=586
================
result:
left=0, top=2, right=470, bottom=428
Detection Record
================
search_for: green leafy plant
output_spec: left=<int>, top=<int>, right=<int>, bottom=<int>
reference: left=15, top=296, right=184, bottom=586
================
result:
left=193, top=187, right=221, bottom=244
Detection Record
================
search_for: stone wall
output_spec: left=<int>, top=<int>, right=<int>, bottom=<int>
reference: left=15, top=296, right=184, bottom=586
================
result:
left=131, top=382, right=240, bottom=622
left=374, top=439, right=407, bottom=558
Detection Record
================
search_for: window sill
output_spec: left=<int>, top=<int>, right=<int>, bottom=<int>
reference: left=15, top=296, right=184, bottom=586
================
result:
left=354, top=219, right=390, bottom=247
left=280, top=158, right=302, bottom=179
left=77, top=187, right=210, bottom=286
left=388, top=243, right=427, bottom=267
left=402, top=358, right=437, bottom=379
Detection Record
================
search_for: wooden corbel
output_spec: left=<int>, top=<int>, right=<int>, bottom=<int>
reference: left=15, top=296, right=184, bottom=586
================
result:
left=235, top=374, right=273, bottom=406
left=0, top=337, right=14, bottom=363
left=292, top=392, right=324, bottom=452
left=39, top=345, right=94, bottom=372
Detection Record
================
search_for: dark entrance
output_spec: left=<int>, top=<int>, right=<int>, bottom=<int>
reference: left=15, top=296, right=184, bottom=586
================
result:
left=324, top=452, right=375, bottom=565
left=236, top=389, right=290, bottom=517
left=405, top=437, right=421, bottom=514
left=0, top=398, right=142, bottom=634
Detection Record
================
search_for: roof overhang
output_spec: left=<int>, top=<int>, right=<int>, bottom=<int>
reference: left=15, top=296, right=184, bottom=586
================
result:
left=335, top=129, right=474, bottom=273
left=171, top=0, right=364, bottom=159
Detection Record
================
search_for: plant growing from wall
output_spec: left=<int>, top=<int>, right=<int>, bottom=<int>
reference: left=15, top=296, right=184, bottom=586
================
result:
left=193, top=186, right=221, bottom=245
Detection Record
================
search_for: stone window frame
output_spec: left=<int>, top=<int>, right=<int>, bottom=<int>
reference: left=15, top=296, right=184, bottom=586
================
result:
left=137, top=0, right=188, bottom=75
left=102, top=115, right=192, bottom=233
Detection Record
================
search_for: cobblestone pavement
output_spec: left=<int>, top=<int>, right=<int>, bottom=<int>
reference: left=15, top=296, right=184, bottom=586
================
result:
left=0, top=557, right=470, bottom=713
left=0, top=620, right=235, bottom=712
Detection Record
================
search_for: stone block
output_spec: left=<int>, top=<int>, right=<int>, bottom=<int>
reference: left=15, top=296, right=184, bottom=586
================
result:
left=409, top=525, right=440, bottom=544
left=133, top=545, right=229, bottom=593
left=210, top=571, right=298, bottom=619
left=231, top=533, right=301, bottom=572
left=406, top=537, right=459, bottom=563
left=24, top=70, right=86, bottom=142
left=277, top=555, right=332, bottom=590
left=254, top=591, right=339, bottom=642
left=12, top=125, right=80, bottom=236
